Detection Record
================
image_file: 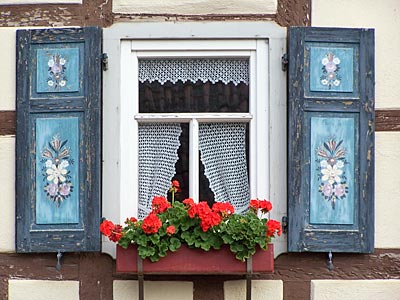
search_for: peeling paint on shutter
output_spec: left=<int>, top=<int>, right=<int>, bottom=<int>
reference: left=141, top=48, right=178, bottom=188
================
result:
left=288, top=27, right=374, bottom=253
left=16, top=27, right=102, bottom=252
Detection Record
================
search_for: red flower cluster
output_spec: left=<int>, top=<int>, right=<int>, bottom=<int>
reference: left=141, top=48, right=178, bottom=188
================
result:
left=142, top=213, right=162, bottom=234
left=266, top=219, right=282, bottom=237
left=249, top=199, right=273, bottom=213
left=152, top=196, right=171, bottom=214
left=100, top=220, right=122, bottom=242
left=182, top=199, right=234, bottom=232
left=166, top=225, right=175, bottom=235
left=212, top=202, right=235, bottom=217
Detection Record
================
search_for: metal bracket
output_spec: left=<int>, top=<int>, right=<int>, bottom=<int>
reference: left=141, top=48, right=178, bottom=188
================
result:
left=281, top=216, right=288, bottom=234
left=137, top=255, right=144, bottom=300
left=102, top=53, right=109, bottom=71
left=246, top=257, right=253, bottom=300
left=56, top=250, right=62, bottom=271
left=327, top=251, right=334, bottom=271
left=281, top=53, right=288, bottom=71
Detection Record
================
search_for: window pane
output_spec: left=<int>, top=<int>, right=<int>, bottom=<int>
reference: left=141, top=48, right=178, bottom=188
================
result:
left=139, top=81, right=249, bottom=113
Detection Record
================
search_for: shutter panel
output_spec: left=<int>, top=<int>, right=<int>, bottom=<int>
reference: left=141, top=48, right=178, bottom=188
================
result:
left=288, top=27, right=374, bottom=253
left=16, top=27, right=102, bottom=252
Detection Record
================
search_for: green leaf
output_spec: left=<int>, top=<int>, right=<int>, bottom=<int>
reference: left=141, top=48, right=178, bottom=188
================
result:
left=169, top=237, right=181, bottom=252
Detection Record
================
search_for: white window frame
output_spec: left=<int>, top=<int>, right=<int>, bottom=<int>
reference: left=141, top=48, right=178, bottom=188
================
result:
left=103, top=22, right=287, bottom=257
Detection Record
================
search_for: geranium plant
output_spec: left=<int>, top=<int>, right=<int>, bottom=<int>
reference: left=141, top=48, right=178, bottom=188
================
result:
left=101, top=182, right=282, bottom=262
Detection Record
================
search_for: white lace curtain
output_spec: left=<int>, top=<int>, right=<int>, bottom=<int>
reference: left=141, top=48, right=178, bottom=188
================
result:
left=138, top=59, right=250, bottom=216
left=138, top=123, right=182, bottom=218
left=138, top=58, right=249, bottom=86
left=199, top=123, right=250, bottom=214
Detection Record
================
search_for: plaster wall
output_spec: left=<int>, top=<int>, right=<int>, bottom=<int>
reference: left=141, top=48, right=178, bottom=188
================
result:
left=113, top=281, right=193, bottom=300
left=224, top=280, right=283, bottom=300
left=311, top=280, right=400, bottom=300
left=112, top=0, right=277, bottom=15
left=312, top=0, right=400, bottom=109
left=8, top=280, right=79, bottom=300
left=375, top=132, right=400, bottom=248
left=0, top=136, right=15, bottom=252
left=0, top=28, right=16, bottom=111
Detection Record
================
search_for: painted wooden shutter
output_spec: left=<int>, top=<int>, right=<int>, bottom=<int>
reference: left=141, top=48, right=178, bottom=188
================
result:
left=16, top=27, right=102, bottom=253
left=288, top=27, right=374, bottom=253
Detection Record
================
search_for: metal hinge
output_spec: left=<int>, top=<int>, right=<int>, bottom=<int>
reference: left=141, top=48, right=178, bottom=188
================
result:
left=281, top=53, right=288, bottom=71
left=102, top=53, right=108, bottom=71
left=281, top=216, right=288, bottom=234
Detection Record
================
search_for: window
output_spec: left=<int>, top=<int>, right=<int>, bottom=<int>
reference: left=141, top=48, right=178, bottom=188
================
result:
left=122, top=39, right=270, bottom=219
left=102, top=22, right=287, bottom=256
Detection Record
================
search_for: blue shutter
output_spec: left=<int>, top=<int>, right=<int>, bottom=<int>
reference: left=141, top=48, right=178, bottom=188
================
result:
left=16, top=27, right=102, bottom=252
left=288, top=27, right=375, bottom=253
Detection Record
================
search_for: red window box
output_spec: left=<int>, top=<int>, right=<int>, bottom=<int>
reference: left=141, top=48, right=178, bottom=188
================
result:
left=116, top=244, right=274, bottom=274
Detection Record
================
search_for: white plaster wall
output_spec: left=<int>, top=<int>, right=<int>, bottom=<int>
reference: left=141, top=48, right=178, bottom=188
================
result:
left=1, top=0, right=81, bottom=4
left=224, top=280, right=283, bottom=300
left=8, top=280, right=79, bottom=300
left=0, top=28, right=17, bottom=111
left=0, top=137, right=16, bottom=252
left=375, top=132, right=400, bottom=248
left=311, top=280, right=400, bottom=300
left=113, top=0, right=277, bottom=15
left=312, top=0, right=400, bottom=109
left=113, top=280, right=193, bottom=300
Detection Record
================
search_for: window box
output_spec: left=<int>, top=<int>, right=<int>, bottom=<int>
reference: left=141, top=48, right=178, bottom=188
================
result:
left=116, top=243, right=274, bottom=274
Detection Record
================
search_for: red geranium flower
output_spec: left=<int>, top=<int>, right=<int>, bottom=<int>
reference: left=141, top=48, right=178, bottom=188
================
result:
left=100, top=220, right=123, bottom=242
left=212, top=202, right=235, bottom=217
left=266, top=219, right=282, bottom=237
left=200, top=211, right=222, bottom=232
left=100, top=220, right=115, bottom=236
left=249, top=199, right=273, bottom=213
left=152, top=196, right=171, bottom=214
left=109, top=224, right=123, bottom=242
left=166, top=225, right=176, bottom=235
left=171, top=180, right=181, bottom=192
left=125, top=217, right=138, bottom=224
left=142, top=213, right=162, bottom=234
left=183, top=198, right=197, bottom=218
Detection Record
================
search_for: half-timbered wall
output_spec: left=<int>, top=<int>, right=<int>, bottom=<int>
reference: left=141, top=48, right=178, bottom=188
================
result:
left=1, top=0, right=400, bottom=299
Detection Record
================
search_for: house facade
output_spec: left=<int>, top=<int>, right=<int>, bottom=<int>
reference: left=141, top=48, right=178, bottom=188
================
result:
left=1, top=0, right=400, bottom=299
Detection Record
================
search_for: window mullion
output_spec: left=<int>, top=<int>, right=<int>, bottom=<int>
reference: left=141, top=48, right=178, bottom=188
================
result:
left=189, top=119, right=200, bottom=203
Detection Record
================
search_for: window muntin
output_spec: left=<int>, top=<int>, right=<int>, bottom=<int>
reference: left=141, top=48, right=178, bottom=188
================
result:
left=137, top=57, right=250, bottom=217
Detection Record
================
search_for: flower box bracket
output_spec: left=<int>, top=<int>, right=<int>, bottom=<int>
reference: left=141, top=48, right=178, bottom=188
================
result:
left=117, top=244, right=274, bottom=300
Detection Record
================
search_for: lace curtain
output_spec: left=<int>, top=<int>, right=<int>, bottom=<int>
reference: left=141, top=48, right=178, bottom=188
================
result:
left=139, top=58, right=249, bottom=86
left=199, top=123, right=250, bottom=214
left=138, top=58, right=250, bottom=216
left=138, top=123, right=182, bottom=218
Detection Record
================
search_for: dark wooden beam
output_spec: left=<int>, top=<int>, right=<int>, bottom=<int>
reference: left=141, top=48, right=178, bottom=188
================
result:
left=375, top=109, right=400, bottom=131
left=0, top=0, right=112, bottom=27
left=0, top=109, right=398, bottom=137
left=0, top=111, right=15, bottom=136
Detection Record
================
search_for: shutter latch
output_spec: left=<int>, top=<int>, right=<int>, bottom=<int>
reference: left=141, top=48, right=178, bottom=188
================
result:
left=281, top=53, right=288, bottom=71
left=102, top=53, right=109, bottom=71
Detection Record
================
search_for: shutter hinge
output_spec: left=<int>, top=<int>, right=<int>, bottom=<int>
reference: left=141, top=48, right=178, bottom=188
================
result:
left=281, top=53, right=288, bottom=72
left=102, top=53, right=109, bottom=71
left=281, top=216, right=288, bottom=234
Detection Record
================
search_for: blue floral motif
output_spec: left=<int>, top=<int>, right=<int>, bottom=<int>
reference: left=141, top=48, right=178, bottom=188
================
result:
left=40, top=134, right=74, bottom=207
left=316, top=138, right=349, bottom=209
left=320, top=52, right=342, bottom=89
left=47, top=54, right=67, bottom=90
